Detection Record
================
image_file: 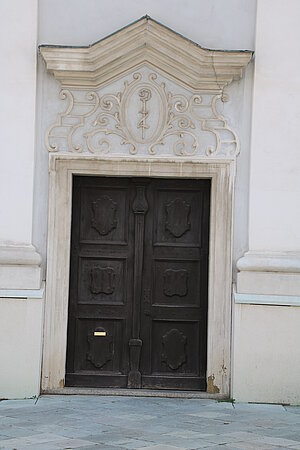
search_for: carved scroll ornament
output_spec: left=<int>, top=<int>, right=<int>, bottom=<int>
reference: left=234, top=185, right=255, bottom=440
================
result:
left=46, top=70, right=239, bottom=159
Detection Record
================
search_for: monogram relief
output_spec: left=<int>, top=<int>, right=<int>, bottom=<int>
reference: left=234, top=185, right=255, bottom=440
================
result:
left=46, top=68, right=240, bottom=158
left=137, top=88, right=151, bottom=140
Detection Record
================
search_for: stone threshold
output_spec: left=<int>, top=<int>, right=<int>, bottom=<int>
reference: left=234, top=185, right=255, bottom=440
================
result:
left=42, top=387, right=228, bottom=400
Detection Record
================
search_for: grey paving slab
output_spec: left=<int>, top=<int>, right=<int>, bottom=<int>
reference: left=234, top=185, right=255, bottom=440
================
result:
left=107, top=438, right=157, bottom=449
left=76, top=446, right=124, bottom=450
left=138, top=446, right=186, bottom=450
left=0, top=395, right=300, bottom=449
left=0, top=425, right=43, bottom=438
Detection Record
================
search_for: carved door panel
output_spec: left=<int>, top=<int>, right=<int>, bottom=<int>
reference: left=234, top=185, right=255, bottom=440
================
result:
left=140, top=179, right=210, bottom=390
left=66, top=176, right=210, bottom=390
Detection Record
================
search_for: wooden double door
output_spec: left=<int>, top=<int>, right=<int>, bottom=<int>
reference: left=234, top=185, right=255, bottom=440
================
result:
left=66, top=176, right=210, bottom=390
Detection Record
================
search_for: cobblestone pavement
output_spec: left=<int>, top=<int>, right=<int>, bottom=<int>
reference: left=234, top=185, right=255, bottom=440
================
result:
left=0, top=395, right=300, bottom=449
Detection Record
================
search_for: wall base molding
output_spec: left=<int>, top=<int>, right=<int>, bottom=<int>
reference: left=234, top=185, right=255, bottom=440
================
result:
left=0, top=285, right=45, bottom=299
left=234, top=291, right=300, bottom=307
left=237, top=251, right=300, bottom=273
left=237, top=251, right=300, bottom=296
left=0, top=245, right=42, bottom=290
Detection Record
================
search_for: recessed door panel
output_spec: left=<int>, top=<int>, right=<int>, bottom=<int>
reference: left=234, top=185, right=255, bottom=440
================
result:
left=153, top=259, right=201, bottom=306
left=80, top=183, right=130, bottom=244
left=78, top=257, right=127, bottom=305
left=154, top=188, right=204, bottom=246
left=75, top=318, right=124, bottom=373
left=150, top=320, right=199, bottom=375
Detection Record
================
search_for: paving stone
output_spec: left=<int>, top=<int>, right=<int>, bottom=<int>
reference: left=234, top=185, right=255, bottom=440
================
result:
left=76, top=446, right=124, bottom=450
left=137, top=446, right=186, bottom=450
left=0, top=395, right=299, bottom=450
left=107, top=438, right=157, bottom=448
left=0, top=434, right=10, bottom=441
left=144, top=433, right=221, bottom=449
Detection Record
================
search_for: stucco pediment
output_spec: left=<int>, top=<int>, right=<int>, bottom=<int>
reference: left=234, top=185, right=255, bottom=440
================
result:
left=40, top=16, right=252, bottom=92
left=42, top=17, right=252, bottom=159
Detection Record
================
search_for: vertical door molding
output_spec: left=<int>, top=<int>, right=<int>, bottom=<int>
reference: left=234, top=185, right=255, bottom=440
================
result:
left=128, top=182, right=149, bottom=388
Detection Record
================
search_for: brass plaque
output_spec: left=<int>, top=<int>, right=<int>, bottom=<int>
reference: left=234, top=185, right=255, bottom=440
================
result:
left=94, top=331, right=106, bottom=337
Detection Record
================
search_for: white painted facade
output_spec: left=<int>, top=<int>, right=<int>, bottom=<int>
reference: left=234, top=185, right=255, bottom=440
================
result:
left=0, top=0, right=300, bottom=404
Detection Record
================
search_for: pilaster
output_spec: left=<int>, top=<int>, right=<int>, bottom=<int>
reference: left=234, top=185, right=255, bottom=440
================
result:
left=234, top=0, right=300, bottom=404
left=0, top=0, right=43, bottom=399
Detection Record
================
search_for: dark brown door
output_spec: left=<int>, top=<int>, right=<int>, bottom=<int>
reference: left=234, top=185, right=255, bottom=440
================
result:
left=66, top=176, right=210, bottom=390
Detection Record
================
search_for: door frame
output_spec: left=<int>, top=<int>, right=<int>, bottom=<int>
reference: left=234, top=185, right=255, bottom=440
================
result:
left=42, top=154, right=235, bottom=397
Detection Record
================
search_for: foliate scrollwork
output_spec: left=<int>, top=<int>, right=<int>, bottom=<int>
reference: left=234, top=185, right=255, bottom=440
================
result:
left=46, top=69, right=239, bottom=158
left=144, top=76, right=198, bottom=155
left=46, top=89, right=74, bottom=152
left=46, top=90, right=100, bottom=153
left=68, top=91, right=100, bottom=153
left=85, top=75, right=141, bottom=155
left=189, top=93, right=239, bottom=157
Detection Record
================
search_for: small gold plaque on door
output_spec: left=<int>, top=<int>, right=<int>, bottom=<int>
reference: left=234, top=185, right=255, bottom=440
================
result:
left=94, top=331, right=106, bottom=337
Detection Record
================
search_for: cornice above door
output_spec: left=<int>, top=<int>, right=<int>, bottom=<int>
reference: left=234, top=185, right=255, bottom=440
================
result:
left=39, top=16, right=252, bottom=92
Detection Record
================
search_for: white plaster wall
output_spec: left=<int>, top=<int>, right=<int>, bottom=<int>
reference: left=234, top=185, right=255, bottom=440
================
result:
left=233, top=303, right=300, bottom=405
left=0, top=0, right=38, bottom=245
left=38, top=0, right=256, bottom=49
left=0, top=297, right=44, bottom=399
left=248, top=0, right=300, bottom=252
left=34, top=0, right=256, bottom=276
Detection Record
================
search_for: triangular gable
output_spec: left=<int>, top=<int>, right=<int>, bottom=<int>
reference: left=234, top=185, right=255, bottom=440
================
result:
left=40, top=16, right=252, bottom=91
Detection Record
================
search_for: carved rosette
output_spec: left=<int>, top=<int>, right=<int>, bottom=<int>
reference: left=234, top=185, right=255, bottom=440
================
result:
left=46, top=69, right=240, bottom=158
